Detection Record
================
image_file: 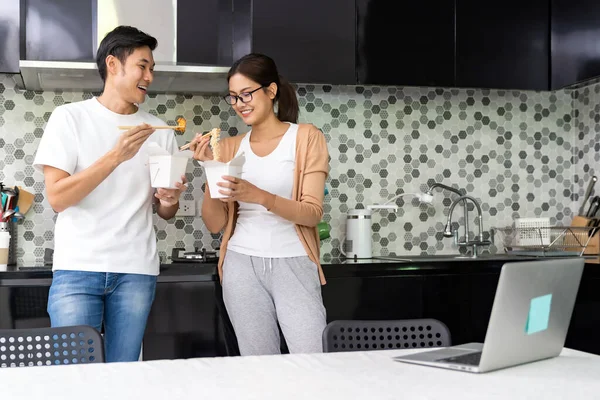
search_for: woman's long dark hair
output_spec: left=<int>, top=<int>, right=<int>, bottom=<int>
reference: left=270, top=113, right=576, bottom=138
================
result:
left=227, top=53, right=299, bottom=123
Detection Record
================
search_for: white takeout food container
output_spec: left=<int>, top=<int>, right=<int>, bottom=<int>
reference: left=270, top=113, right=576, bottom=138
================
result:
left=147, top=143, right=193, bottom=188
left=203, top=153, right=245, bottom=199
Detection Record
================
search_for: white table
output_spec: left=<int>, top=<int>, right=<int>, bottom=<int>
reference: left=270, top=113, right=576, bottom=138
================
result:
left=1, top=348, right=599, bottom=399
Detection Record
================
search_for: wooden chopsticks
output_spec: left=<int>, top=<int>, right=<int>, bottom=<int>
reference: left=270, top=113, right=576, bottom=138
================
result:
left=179, top=131, right=212, bottom=151
left=118, top=125, right=176, bottom=130
left=119, top=118, right=186, bottom=132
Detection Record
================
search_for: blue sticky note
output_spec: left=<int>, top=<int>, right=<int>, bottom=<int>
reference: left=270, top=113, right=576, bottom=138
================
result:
left=525, top=294, right=552, bottom=335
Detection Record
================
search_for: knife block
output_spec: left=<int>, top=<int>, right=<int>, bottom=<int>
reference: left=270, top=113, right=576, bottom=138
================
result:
left=570, top=216, right=600, bottom=263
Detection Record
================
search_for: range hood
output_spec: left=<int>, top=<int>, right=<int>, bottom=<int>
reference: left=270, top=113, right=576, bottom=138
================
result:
left=16, top=60, right=229, bottom=94
left=13, top=0, right=238, bottom=94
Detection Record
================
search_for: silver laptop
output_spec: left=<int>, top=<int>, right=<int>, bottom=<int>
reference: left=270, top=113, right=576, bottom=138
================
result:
left=394, top=258, right=584, bottom=373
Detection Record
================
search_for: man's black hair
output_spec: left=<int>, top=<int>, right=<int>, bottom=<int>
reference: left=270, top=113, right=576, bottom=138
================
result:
left=96, top=26, right=157, bottom=83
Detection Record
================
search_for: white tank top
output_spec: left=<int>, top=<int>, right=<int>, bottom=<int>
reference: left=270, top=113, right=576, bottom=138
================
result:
left=226, top=123, right=308, bottom=258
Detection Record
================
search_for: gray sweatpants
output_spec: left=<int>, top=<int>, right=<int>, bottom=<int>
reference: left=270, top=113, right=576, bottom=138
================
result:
left=222, top=250, right=327, bottom=356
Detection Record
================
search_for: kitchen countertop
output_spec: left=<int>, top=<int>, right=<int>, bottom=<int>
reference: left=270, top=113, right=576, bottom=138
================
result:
left=0, top=253, right=582, bottom=285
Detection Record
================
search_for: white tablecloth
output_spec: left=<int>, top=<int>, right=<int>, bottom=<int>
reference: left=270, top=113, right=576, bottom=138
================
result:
left=1, top=348, right=599, bottom=400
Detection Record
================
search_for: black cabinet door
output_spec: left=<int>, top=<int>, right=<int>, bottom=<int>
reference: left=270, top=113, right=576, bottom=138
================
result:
left=469, top=273, right=500, bottom=343
left=356, top=0, right=455, bottom=87
left=422, top=274, right=471, bottom=345
left=0, top=286, right=51, bottom=330
left=0, top=0, right=21, bottom=73
left=322, top=276, right=423, bottom=321
left=564, top=270, right=600, bottom=355
left=551, top=0, right=600, bottom=89
left=251, top=0, right=356, bottom=85
left=24, top=0, right=94, bottom=61
left=178, top=0, right=249, bottom=66
left=455, top=0, right=550, bottom=91
left=143, top=281, right=227, bottom=360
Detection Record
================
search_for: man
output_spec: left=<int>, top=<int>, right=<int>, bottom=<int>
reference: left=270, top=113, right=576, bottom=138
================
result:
left=33, top=26, right=185, bottom=362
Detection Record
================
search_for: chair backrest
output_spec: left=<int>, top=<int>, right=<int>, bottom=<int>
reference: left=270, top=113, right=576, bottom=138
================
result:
left=322, top=319, right=451, bottom=353
left=0, top=325, right=104, bottom=368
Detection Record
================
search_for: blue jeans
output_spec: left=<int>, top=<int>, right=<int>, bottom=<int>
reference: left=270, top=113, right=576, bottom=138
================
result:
left=47, top=270, right=157, bottom=363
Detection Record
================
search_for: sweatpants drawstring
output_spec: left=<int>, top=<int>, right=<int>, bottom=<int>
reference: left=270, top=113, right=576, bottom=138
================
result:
left=262, top=258, right=274, bottom=275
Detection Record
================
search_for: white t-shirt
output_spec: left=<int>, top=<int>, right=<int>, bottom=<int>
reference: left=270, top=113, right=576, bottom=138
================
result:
left=227, top=123, right=308, bottom=258
left=33, top=98, right=178, bottom=275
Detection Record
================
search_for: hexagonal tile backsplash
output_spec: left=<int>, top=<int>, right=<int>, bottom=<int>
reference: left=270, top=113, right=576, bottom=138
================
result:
left=0, top=73, right=592, bottom=266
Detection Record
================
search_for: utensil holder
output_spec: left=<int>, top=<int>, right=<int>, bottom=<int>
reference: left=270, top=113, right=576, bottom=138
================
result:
left=571, top=215, right=600, bottom=263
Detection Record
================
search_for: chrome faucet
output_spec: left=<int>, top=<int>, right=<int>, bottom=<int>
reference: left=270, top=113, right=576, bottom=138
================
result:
left=444, top=195, right=491, bottom=257
left=425, top=182, right=470, bottom=243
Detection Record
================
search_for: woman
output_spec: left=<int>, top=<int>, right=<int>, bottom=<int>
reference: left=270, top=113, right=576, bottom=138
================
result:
left=190, top=53, right=329, bottom=356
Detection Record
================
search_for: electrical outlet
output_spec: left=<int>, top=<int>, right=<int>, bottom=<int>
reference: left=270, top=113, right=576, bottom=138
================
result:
left=176, top=200, right=196, bottom=217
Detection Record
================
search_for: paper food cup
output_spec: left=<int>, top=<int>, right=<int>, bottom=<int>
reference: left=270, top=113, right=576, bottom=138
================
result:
left=146, top=143, right=193, bottom=189
left=204, top=153, right=245, bottom=199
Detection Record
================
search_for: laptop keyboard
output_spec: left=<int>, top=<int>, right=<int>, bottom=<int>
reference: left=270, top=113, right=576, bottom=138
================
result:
left=438, top=352, right=482, bottom=366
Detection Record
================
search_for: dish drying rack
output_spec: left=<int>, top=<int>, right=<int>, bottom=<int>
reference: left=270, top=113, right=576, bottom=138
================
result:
left=493, top=225, right=599, bottom=257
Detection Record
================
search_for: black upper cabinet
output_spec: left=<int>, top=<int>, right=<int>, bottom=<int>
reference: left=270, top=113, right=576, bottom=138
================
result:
left=251, top=0, right=356, bottom=85
left=18, top=0, right=244, bottom=66
left=551, top=0, right=600, bottom=89
left=25, top=0, right=94, bottom=61
left=178, top=0, right=246, bottom=66
left=356, top=0, right=455, bottom=87
left=456, top=0, right=550, bottom=91
left=0, top=0, right=21, bottom=73
left=177, top=0, right=223, bottom=65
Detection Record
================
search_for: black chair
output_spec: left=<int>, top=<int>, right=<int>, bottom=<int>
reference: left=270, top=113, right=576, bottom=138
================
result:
left=322, top=318, right=451, bottom=353
left=0, top=325, right=105, bottom=368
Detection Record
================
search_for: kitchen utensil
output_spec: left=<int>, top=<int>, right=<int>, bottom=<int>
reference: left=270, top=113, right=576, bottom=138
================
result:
left=10, top=208, right=24, bottom=221
left=119, top=117, right=186, bottom=132
left=16, top=186, right=33, bottom=215
left=3, top=193, right=15, bottom=214
left=585, top=200, right=595, bottom=217
left=2, top=209, right=15, bottom=221
left=587, top=196, right=600, bottom=217
left=579, top=176, right=597, bottom=215
left=179, top=128, right=220, bottom=151
left=586, top=196, right=599, bottom=217
left=588, top=219, right=600, bottom=238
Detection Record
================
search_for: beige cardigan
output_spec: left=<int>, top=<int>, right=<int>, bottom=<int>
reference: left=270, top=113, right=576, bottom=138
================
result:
left=214, top=123, right=329, bottom=285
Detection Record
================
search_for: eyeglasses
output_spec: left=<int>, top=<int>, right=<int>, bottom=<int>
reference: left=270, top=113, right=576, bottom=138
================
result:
left=223, top=86, right=265, bottom=105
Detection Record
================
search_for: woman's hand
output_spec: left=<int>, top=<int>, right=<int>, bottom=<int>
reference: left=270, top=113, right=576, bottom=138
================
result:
left=217, top=176, right=275, bottom=209
left=189, top=133, right=214, bottom=162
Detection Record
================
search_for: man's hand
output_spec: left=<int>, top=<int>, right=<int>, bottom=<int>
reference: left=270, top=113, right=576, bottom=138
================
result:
left=111, top=124, right=155, bottom=164
left=155, top=175, right=188, bottom=207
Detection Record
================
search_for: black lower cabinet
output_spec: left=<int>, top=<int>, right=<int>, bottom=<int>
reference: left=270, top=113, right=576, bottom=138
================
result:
left=142, top=281, right=228, bottom=360
left=322, top=276, right=423, bottom=321
left=0, top=286, right=51, bottom=329
left=564, top=269, right=600, bottom=354
left=1, top=264, right=600, bottom=358
left=467, top=273, right=501, bottom=343
left=422, top=274, right=473, bottom=345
